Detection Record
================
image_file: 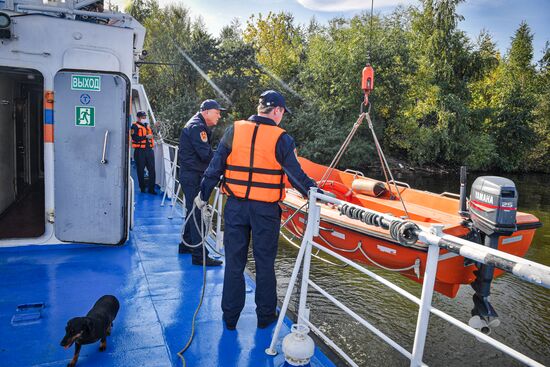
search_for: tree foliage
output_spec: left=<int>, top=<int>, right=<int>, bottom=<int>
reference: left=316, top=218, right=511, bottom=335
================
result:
left=128, top=0, right=549, bottom=172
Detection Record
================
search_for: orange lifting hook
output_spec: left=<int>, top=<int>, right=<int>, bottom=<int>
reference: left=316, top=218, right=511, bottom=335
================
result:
left=361, top=64, right=374, bottom=106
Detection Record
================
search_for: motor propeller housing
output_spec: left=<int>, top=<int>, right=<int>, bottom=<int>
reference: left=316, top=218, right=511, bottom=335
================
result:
left=467, top=176, right=518, bottom=335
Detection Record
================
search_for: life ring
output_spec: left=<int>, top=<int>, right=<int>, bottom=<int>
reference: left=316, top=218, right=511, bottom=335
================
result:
left=317, top=180, right=354, bottom=202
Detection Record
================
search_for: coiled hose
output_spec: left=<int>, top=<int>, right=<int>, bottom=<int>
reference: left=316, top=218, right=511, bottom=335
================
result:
left=339, top=203, right=419, bottom=247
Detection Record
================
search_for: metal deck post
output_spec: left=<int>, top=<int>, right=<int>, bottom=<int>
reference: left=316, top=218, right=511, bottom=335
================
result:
left=410, top=240, right=440, bottom=366
left=266, top=190, right=318, bottom=356
left=215, top=189, right=223, bottom=252
left=161, top=144, right=178, bottom=207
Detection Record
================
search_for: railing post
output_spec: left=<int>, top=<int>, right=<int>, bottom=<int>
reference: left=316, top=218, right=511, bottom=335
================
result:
left=161, top=144, right=177, bottom=207
left=298, top=191, right=320, bottom=324
left=169, top=184, right=182, bottom=220
left=410, top=237, right=440, bottom=366
left=266, top=189, right=319, bottom=356
left=216, top=190, right=223, bottom=252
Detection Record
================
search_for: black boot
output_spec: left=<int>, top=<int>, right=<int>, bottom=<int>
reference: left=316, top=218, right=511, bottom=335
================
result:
left=178, top=242, right=193, bottom=254
left=257, top=312, right=279, bottom=329
left=192, top=257, right=222, bottom=267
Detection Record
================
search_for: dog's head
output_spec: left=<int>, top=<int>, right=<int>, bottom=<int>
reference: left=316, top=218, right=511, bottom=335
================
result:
left=60, top=317, right=91, bottom=349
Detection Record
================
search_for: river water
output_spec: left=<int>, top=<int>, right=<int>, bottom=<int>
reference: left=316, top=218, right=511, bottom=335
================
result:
left=247, top=171, right=549, bottom=366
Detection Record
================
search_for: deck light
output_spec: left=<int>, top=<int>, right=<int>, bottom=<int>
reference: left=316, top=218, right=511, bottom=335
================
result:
left=0, top=13, right=11, bottom=39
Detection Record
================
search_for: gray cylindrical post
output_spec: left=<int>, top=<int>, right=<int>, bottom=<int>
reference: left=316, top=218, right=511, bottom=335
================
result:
left=459, top=166, right=468, bottom=216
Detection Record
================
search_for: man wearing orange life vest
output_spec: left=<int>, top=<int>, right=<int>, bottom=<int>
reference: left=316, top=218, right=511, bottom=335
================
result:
left=198, top=90, right=318, bottom=330
left=131, top=111, right=157, bottom=194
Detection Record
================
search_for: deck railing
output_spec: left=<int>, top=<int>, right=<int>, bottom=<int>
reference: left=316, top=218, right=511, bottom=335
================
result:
left=267, top=189, right=550, bottom=367
left=158, top=141, right=224, bottom=253
left=156, top=144, right=549, bottom=365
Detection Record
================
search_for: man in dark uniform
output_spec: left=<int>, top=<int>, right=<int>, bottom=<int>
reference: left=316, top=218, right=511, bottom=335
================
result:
left=177, top=100, right=225, bottom=266
left=131, top=111, right=157, bottom=195
left=197, top=90, right=318, bottom=330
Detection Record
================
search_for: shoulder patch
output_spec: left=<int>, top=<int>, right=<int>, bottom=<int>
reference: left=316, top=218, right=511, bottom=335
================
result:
left=200, top=131, right=208, bottom=143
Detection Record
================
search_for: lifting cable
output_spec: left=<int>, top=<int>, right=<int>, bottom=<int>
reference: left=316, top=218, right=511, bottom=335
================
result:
left=318, top=0, right=410, bottom=218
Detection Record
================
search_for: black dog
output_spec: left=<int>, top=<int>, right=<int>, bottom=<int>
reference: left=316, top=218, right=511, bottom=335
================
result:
left=60, top=295, right=120, bottom=367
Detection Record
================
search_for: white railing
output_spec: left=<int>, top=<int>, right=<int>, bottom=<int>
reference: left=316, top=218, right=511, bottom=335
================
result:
left=158, top=141, right=224, bottom=253
left=159, top=141, right=183, bottom=218
left=267, top=189, right=550, bottom=367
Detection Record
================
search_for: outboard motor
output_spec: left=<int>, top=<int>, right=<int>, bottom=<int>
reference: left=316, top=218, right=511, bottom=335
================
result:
left=468, top=176, right=518, bottom=336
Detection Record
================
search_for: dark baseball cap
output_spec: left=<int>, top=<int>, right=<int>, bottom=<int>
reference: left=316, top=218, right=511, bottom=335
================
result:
left=136, top=111, right=147, bottom=118
left=200, top=99, right=226, bottom=112
left=259, top=90, right=291, bottom=114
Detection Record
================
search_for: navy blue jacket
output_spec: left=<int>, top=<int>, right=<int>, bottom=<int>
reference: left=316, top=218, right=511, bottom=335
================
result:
left=178, top=113, right=213, bottom=174
left=200, top=115, right=316, bottom=201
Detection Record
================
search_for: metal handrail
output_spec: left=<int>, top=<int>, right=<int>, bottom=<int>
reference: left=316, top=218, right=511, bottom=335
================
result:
left=267, top=189, right=549, bottom=367
left=344, top=168, right=365, bottom=177
left=439, top=191, right=460, bottom=198
left=388, top=179, right=410, bottom=188
left=158, top=142, right=224, bottom=253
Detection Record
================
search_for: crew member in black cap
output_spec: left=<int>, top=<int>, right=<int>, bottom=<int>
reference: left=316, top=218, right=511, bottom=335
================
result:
left=197, top=90, right=318, bottom=330
left=131, top=111, right=157, bottom=194
left=177, top=99, right=225, bottom=266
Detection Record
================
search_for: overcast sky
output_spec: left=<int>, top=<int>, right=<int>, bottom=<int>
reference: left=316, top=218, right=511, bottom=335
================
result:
left=116, top=0, right=550, bottom=60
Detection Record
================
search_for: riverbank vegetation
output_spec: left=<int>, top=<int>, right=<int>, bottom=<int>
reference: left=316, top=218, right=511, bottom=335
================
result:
left=128, top=0, right=549, bottom=173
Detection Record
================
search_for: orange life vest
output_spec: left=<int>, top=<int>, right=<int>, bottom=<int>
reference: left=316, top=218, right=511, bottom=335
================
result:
left=131, top=122, right=154, bottom=149
left=222, top=120, right=286, bottom=202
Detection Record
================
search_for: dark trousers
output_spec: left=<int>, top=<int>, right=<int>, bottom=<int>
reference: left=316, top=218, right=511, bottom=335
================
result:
left=134, top=148, right=155, bottom=191
left=222, top=197, right=281, bottom=324
left=180, top=171, right=209, bottom=261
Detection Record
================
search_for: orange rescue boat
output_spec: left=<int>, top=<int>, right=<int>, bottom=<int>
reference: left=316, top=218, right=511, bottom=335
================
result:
left=281, top=157, right=542, bottom=298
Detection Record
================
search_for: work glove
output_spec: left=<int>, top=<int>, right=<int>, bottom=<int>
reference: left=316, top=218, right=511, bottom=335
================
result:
left=194, top=193, right=207, bottom=209
left=316, top=188, right=337, bottom=205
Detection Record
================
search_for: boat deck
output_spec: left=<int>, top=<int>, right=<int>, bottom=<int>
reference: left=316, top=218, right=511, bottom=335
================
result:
left=0, top=180, right=335, bottom=366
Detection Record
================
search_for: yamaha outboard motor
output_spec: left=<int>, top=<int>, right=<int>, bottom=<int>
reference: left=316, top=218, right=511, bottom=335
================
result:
left=468, top=176, right=518, bottom=335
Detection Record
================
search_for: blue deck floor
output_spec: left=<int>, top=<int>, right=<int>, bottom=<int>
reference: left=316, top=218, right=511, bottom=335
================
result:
left=0, top=184, right=335, bottom=366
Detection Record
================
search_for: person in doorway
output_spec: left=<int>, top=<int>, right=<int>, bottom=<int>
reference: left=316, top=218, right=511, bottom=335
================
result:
left=131, top=111, right=157, bottom=195
left=177, top=99, right=225, bottom=266
left=197, top=90, right=318, bottom=330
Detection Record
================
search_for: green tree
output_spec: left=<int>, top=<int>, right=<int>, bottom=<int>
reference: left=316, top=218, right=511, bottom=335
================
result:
left=489, top=22, right=538, bottom=171
left=508, top=21, right=536, bottom=88
left=244, top=12, right=304, bottom=83
left=530, top=43, right=550, bottom=171
left=125, top=0, right=157, bottom=23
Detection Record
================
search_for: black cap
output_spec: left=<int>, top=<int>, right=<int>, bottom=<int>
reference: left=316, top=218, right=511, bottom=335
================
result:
left=259, top=90, right=291, bottom=114
left=200, top=99, right=226, bottom=112
left=137, top=111, right=147, bottom=118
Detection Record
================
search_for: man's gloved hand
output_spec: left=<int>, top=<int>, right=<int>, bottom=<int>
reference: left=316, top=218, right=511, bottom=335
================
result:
left=316, top=188, right=337, bottom=204
left=194, top=193, right=207, bottom=209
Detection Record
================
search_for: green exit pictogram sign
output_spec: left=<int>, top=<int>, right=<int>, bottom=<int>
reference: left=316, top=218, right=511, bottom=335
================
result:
left=75, top=106, right=95, bottom=127
left=71, top=75, right=101, bottom=91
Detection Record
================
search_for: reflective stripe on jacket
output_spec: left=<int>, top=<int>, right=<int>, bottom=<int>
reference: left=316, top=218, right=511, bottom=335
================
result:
left=222, top=120, right=286, bottom=202
left=131, top=122, right=154, bottom=148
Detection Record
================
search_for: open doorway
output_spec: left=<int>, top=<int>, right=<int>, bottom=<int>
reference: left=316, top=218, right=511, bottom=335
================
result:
left=0, top=67, right=45, bottom=239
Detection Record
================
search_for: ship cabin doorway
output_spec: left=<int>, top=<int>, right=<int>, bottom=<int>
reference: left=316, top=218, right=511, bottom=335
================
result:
left=0, top=67, right=45, bottom=239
